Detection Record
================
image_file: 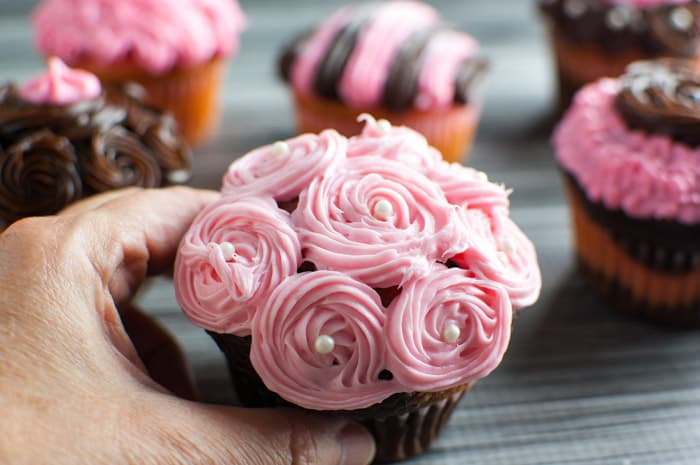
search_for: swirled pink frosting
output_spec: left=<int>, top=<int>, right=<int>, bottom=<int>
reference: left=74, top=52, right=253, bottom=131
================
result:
left=554, top=78, right=700, bottom=224
left=32, top=0, right=246, bottom=74
left=386, top=265, right=512, bottom=391
left=176, top=116, right=541, bottom=410
left=174, top=196, right=301, bottom=335
left=20, top=58, right=101, bottom=105
left=429, top=161, right=542, bottom=309
left=250, top=271, right=398, bottom=410
left=292, top=155, right=468, bottom=288
left=337, top=1, right=440, bottom=108
left=222, top=130, right=346, bottom=202
left=606, top=0, right=689, bottom=6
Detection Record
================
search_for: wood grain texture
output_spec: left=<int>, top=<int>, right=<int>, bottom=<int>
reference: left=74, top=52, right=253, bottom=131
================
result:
left=2, top=1, right=700, bottom=463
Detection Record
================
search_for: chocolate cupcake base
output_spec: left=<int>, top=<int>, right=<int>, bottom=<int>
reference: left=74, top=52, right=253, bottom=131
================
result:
left=562, top=175, right=700, bottom=326
left=208, top=331, right=470, bottom=463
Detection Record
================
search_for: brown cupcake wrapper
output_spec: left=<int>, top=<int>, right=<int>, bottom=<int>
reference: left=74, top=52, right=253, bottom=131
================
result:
left=292, top=91, right=481, bottom=164
left=562, top=176, right=700, bottom=325
left=208, top=331, right=470, bottom=463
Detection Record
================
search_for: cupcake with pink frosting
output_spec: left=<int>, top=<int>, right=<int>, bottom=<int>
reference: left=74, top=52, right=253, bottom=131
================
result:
left=0, top=58, right=191, bottom=229
left=554, top=58, right=700, bottom=325
left=174, top=115, right=540, bottom=462
left=539, top=0, right=700, bottom=109
left=278, top=0, right=488, bottom=164
left=31, top=0, right=246, bottom=145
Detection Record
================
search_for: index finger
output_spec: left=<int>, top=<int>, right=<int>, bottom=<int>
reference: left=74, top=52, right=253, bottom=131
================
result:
left=71, top=186, right=220, bottom=304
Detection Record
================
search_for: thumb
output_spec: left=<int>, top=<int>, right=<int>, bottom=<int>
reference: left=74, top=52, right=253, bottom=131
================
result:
left=138, top=395, right=376, bottom=465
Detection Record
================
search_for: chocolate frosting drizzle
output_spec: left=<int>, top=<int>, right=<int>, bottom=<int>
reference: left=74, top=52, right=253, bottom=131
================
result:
left=278, top=7, right=488, bottom=111
left=615, top=59, right=700, bottom=146
left=539, top=0, right=700, bottom=56
left=0, top=84, right=192, bottom=226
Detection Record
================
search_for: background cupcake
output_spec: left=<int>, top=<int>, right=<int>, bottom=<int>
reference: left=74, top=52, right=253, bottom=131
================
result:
left=539, top=0, right=700, bottom=109
left=278, top=0, right=488, bottom=164
left=32, top=0, right=246, bottom=145
left=0, top=58, right=191, bottom=228
left=553, top=59, right=700, bottom=325
left=174, top=116, right=541, bottom=462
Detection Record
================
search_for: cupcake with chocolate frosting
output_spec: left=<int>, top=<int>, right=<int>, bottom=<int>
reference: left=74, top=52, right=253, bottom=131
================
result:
left=553, top=58, right=700, bottom=325
left=174, top=115, right=541, bottom=462
left=278, top=0, right=488, bottom=164
left=539, top=0, right=700, bottom=109
left=0, top=58, right=191, bottom=228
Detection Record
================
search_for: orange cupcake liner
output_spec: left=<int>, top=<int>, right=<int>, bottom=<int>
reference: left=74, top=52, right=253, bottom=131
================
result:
left=563, top=178, right=700, bottom=325
left=81, top=59, right=226, bottom=146
left=292, top=92, right=481, bottom=164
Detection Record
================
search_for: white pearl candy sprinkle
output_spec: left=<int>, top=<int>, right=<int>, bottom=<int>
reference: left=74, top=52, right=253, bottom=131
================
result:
left=376, top=119, right=392, bottom=135
left=670, top=7, right=694, bottom=32
left=271, top=141, right=289, bottom=156
left=219, top=241, right=236, bottom=260
left=372, top=199, right=394, bottom=220
left=314, top=335, right=335, bottom=355
left=500, top=237, right=516, bottom=256
left=442, top=323, right=461, bottom=344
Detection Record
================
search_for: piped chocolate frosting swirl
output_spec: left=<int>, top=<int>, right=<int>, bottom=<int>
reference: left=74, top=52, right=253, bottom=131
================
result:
left=278, top=6, right=488, bottom=111
left=539, top=0, right=700, bottom=56
left=615, top=59, right=700, bottom=146
left=0, top=84, right=192, bottom=226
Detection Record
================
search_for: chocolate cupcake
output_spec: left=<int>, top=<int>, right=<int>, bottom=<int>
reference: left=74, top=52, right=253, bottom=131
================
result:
left=539, top=0, right=700, bottom=109
left=0, top=58, right=191, bottom=228
left=553, top=58, right=700, bottom=325
left=279, top=0, right=488, bottom=164
left=174, top=115, right=541, bottom=462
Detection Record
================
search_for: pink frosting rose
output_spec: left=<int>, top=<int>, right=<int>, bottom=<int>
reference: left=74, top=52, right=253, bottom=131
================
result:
left=19, top=57, right=101, bottom=105
left=385, top=265, right=512, bottom=391
left=554, top=78, right=700, bottom=224
left=174, top=196, right=301, bottom=336
left=292, top=155, right=468, bottom=288
left=222, top=129, right=346, bottom=202
left=32, top=0, right=246, bottom=74
left=250, top=271, right=398, bottom=410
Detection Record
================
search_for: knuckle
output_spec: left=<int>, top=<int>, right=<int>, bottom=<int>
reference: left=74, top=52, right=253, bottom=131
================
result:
left=289, top=426, right=321, bottom=465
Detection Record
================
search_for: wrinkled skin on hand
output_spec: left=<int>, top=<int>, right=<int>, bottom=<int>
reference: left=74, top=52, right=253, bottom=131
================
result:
left=0, top=186, right=374, bottom=465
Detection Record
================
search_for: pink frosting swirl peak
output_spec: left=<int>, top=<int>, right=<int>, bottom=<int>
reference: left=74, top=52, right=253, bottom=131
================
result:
left=293, top=155, right=468, bottom=288
left=33, top=0, right=246, bottom=74
left=385, top=265, right=512, bottom=391
left=174, top=196, right=301, bottom=335
left=20, top=57, right=101, bottom=105
left=222, top=130, right=346, bottom=202
left=250, top=271, right=398, bottom=410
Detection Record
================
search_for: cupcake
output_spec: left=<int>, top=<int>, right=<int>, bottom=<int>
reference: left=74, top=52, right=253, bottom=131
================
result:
left=174, top=115, right=541, bottom=462
left=278, top=1, right=488, bottom=164
left=32, top=0, right=246, bottom=145
left=539, top=0, right=700, bottom=109
left=0, top=58, right=191, bottom=228
left=553, top=59, right=700, bottom=325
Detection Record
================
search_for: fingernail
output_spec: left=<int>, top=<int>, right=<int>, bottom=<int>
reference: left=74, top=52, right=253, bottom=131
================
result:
left=338, top=422, right=375, bottom=465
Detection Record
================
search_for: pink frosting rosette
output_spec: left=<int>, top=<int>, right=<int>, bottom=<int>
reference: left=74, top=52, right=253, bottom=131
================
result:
left=33, top=0, right=246, bottom=74
left=19, top=57, right=101, bottom=105
left=174, top=196, right=301, bottom=335
left=222, top=129, right=346, bottom=202
left=250, top=271, right=398, bottom=410
left=348, top=114, right=442, bottom=174
left=428, top=161, right=541, bottom=309
left=292, top=155, right=468, bottom=288
left=385, top=265, right=512, bottom=391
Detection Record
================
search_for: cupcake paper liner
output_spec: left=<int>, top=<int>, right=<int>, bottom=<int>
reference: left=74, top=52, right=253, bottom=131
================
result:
left=562, top=176, right=700, bottom=325
left=82, top=59, right=226, bottom=146
left=208, top=331, right=471, bottom=464
left=292, top=91, right=480, bottom=164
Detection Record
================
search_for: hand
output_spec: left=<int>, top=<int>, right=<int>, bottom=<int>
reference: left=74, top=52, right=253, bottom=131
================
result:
left=0, top=187, right=375, bottom=465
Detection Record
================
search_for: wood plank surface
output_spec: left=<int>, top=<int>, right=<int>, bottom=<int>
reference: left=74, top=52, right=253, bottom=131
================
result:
left=2, top=1, right=699, bottom=464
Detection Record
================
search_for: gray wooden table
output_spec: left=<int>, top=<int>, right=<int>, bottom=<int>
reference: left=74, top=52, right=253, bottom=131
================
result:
left=2, top=1, right=700, bottom=464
